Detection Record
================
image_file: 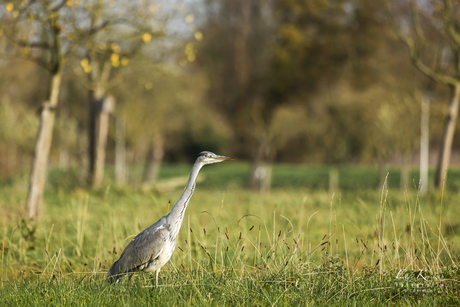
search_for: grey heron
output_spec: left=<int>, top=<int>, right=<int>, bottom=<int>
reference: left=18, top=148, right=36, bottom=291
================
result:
left=106, top=151, right=234, bottom=286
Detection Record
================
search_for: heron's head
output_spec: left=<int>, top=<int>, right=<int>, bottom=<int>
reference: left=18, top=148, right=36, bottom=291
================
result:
left=197, top=151, right=235, bottom=165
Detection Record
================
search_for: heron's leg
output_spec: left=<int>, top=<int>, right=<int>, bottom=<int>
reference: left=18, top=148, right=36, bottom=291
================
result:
left=155, top=268, right=161, bottom=288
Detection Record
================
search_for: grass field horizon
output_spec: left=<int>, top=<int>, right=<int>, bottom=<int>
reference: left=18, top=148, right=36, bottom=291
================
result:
left=1, top=163, right=459, bottom=305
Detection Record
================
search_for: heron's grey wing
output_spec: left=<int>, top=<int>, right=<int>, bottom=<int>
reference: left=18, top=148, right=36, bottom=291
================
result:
left=107, top=218, right=170, bottom=282
left=119, top=226, right=170, bottom=272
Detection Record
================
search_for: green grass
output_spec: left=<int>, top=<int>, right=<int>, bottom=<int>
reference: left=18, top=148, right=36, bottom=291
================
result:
left=1, top=163, right=460, bottom=305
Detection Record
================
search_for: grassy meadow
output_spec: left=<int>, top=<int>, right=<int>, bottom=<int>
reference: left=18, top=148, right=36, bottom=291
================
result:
left=1, top=162, right=460, bottom=305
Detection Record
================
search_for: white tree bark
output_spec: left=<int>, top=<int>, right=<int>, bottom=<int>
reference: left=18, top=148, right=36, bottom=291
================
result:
left=115, top=116, right=126, bottom=184
left=420, top=94, right=430, bottom=194
left=26, top=71, right=62, bottom=218
left=91, top=96, right=114, bottom=189
left=435, top=84, right=460, bottom=189
left=143, top=133, right=164, bottom=184
left=88, top=60, right=112, bottom=188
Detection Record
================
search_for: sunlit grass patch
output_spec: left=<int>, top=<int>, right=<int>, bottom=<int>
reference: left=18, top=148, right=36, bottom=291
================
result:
left=1, top=166, right=460, bottom=305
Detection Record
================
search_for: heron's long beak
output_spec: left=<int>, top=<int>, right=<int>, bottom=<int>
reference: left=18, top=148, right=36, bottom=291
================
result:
left=216, top=155, right=235, bottom=161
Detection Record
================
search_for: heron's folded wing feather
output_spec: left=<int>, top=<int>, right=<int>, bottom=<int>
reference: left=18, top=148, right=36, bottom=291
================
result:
left=116, top=223, right=170, bottom=273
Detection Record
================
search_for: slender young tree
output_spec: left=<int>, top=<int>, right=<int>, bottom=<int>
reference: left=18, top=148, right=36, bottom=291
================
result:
left=385, top=0, right=460, bottom=189
left=0, top=1, right=71, bottom=218
left=73, top=2, right=166, bottom=189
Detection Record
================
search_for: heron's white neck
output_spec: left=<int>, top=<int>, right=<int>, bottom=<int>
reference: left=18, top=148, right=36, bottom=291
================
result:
left=167, top=160, right=204, bottom=236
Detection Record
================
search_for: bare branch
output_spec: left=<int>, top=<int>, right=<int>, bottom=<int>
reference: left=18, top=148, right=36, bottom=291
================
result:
left=412, top=56, right=459, bottom=86
left=383, top=0, right=415, bottom=49
left=88, top=20, right=110, bottom=36
left=0, top=49, right=51, bottom=71
left=409, top=0, right=425, bottom=43
left=0, top=31, right=55, bottom=71
left=18, top=40, right=51, bottom=49
left=50, top=0, right=67, bottom=12
left=70, top=66, right=94, bottom=91
left=383, top=0, right=460, bottom=86
left=1, top=29, right=49, bottom=49
left=31, top=56, right=52, bottom=71
left=443, top=0, right=460, bottom=47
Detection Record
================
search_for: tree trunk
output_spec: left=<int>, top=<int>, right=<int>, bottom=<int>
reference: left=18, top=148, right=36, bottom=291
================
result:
left=78, top=128, right=89, bottom=183
left=6, top=142, right=17, bottom=176
left=90, top=96, right=114, bottom=189
left=400, top=153, right=410, bottom=192
left=58, top=106, right=70, bottom=169
left=434, top=84, right=460, bottom=189
left=249, top=137, right=271, bottom=192
left=143, top=133, right=164, bottom=184
left=88, top=60, right=112, bottom=188
left=329, top=167, right=339, bottom=193
left=419, top=93, right=430, bottom=194
left=115, top=116, right=126, bottom=184
left=261, top=164, right=272, bottom=193
left=26, top=70, right=62, bottom=218
left=88, top=95, right=97, bottom=184
left=59, top=143, right=70, bottom=169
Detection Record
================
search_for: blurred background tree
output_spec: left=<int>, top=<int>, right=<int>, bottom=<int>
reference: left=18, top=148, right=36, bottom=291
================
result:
left=0, top=0, right=83, bottom=217
left=385, top=0, right=460, bottom=189
left=66, top=0, right=166, bottom=189
left=1, top=0, right=459, bottom=209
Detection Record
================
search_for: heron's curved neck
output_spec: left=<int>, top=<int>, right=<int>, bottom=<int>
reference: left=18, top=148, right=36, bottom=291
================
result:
left=168, top=161, right=203, bottom=231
